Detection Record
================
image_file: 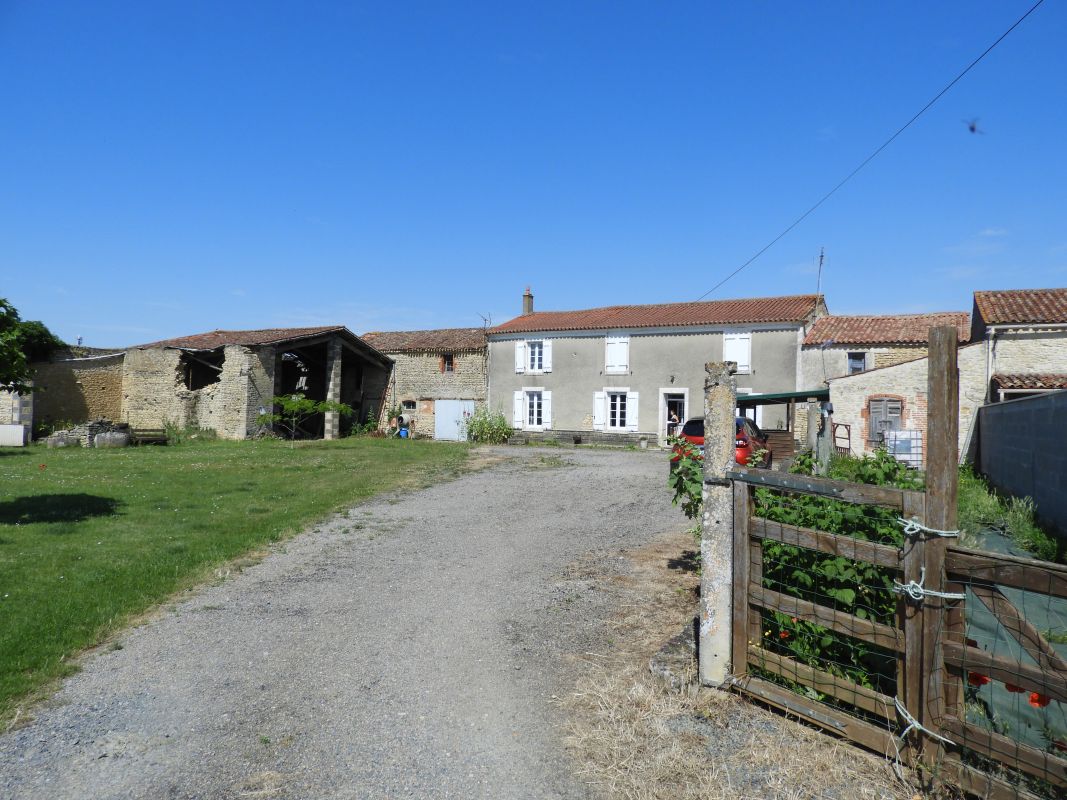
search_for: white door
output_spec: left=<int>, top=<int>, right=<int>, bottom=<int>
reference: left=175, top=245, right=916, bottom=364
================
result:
left=434, top=400, right=476, bottom=441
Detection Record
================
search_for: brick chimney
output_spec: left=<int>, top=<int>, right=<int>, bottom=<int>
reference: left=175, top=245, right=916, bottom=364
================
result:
left=522, top=286, right=534, bottom=315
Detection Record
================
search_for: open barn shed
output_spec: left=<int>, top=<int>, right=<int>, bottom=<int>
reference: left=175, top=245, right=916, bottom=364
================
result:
left=123, top=326, right=392, bottom=440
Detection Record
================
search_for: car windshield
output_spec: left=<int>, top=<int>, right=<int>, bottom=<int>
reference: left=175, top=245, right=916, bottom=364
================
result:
left=680, top=419, right=704, bottom=437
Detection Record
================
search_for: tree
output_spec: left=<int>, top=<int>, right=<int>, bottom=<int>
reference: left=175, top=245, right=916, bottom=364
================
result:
left=256, top=393, right=354, bottom=447
left=1, top=299, right=31, bottom=393
left=1, top=299, right=65, bottom=393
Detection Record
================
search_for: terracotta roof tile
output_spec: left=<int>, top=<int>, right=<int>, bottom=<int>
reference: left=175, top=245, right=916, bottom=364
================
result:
left=974, top=288, right=1067, bottom=325
left=992, top=373, right=1067, bottom=390
left=803, top=313, right=970, bottom=346
left=136, top=326, right=346, bottom=350
left=361, top=327, right=486, bottom=353
left=488, top=294, right=823, bottom=334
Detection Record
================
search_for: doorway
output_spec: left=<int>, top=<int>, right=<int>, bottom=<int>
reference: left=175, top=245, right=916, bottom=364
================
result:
left=660, top=391, right=687, bottom=444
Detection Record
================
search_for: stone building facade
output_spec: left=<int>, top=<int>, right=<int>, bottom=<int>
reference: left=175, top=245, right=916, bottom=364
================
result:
left=121, top=344, right=275, bottom=439
left=33, top=352, right=125, bottom=429
left=120, top=327, right=392, bottom=440
left=827, top=289, right=1067, bottom=464
left=800, top=312, right=971, bottom=387
left=361, top=328, right=487, bottom=439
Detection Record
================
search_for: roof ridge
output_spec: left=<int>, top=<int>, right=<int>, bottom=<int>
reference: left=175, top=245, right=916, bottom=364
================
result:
left=522, top=293, right=821, bottom=316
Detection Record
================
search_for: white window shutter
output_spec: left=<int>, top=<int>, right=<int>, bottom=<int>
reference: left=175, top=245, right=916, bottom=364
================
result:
left=724, top=332, right=751, bottom=373
left=513, top=390, right=524, bottom=428
left=593, top=391, right=606, bottom=431
left=542, top=391, right=552, bottom=429
left=604, top=336, right=630, bottom=374
left=514, top=342, right=526, bottom=373
left=626, top=391, right=639, bottom=432
left=543, top=340, right=553, bottom=373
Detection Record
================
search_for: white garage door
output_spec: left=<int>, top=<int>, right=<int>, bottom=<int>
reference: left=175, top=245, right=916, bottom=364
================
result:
left=434, top=400, right=475, bottom=441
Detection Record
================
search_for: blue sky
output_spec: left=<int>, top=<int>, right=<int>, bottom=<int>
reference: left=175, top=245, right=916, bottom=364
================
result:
left=2, top=1, right=1065, bottom=346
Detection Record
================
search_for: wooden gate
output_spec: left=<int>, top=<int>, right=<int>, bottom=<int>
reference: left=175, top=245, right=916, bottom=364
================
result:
left=728, top=468, right=1067, bottom=799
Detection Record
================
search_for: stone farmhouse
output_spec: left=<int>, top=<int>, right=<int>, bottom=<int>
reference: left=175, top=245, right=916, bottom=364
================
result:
left=827, top=287, right=1067, bottom=464
left=486, top=289, right=827, bottom=446
left=360, top=327, right=487, bottom=440
left=800, top=312, right=971, bottom=384
left=2, top=326, right=392, bottom=442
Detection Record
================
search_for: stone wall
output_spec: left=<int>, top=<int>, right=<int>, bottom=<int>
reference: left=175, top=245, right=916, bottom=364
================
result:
left=122, top=345, right=275, bottom=440
left=376, top=349, right=486, bottom=437
left=31, top=354, right=125, bottom=429
left=828, top=343, right=987, bottom=464
left=800, top=345, right=928, bottom=387
left=0, top=389, right=25, bottom=426
left=873, top=347, right=927, bottom=369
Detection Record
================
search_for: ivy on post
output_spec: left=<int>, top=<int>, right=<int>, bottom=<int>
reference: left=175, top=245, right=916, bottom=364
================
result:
left=699, top=360, right=738, bottom=687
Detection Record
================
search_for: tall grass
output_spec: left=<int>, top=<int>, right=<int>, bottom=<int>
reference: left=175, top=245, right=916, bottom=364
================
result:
left=0, top=437, right=469, bottom=718
left=957, top=465, right=1058, bottom=562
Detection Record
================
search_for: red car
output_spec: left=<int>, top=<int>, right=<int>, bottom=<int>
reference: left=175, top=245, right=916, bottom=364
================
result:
left=670, top=417, right=772, bottom=470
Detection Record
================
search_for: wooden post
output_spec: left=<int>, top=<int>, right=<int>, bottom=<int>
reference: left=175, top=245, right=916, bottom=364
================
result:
left=920, top=326, right=959, bottom=773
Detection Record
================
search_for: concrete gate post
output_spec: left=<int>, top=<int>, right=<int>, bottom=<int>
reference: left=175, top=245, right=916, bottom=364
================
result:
left=324, top=339, right=343, bottom=440
left=699, top=361, right=737, bottom=687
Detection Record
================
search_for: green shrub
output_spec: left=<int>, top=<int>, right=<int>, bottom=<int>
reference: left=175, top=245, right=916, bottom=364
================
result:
left=667, top=436, right=703, bottom=521
left=463, top=406, right=512, bottom=444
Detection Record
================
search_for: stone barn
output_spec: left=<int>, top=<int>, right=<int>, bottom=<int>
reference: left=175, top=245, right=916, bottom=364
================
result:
left=361, top=327, right=487, bottom=440
left=122, top=326, right=392, bottom=440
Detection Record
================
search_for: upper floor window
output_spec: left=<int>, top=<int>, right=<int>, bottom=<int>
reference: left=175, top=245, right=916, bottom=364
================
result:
left=723, top=332, right=751, bottom=374
left=528, top=341, right=543, bottom=371
left=441, top=353, right=455, bottom=373
left=604, top=336, right=629, bottom=374
left=514, top=340, right=552, bottom=374
left=847, top=352, right=867, bottom=374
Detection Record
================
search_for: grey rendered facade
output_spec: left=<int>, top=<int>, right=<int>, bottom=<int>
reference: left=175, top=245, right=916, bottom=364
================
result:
left=487, top=294, right=826, bottom=445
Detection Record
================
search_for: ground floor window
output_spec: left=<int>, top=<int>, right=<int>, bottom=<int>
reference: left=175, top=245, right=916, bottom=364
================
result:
left=594, top=388, right=638, bottom=432
left=607, top=391, right=627, bottom=429
left=527, top=391, right=543, bottom=427
left=514, top=388, right=551, bottom=430
left=868, top=397, right=902, bottom=443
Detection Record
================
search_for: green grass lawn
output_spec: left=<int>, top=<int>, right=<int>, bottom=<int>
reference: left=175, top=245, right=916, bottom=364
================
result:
left=0, top=437, right=470, bottom=718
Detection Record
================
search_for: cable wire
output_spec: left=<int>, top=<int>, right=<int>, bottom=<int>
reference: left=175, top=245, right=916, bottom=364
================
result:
left=695, top=0, right=1046, bottom=302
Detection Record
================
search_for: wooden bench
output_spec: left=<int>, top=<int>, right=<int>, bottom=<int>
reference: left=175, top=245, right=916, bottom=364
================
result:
left=130, top=428, right=169, bottom=445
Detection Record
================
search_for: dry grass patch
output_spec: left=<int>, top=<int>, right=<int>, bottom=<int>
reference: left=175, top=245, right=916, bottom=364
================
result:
left=564, top=530, right=921, bottom=800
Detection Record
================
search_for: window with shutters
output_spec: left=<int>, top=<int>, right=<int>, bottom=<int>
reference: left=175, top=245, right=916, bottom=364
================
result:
left=441, top=353, right=454, bottom=373
left=847, top=352, right=866, bottom=374
left=527, top=391, right=543, bottom=427
left=607, top=391, right=627, bottom=429
left=868, top=397, right=902, bottom=444
left=723, top=332, right=751, bottom=374
left=604, top=336, right=629, bottom=374
left=527, top=341, right=543, bottom=372
left=515, top=387, right=550, bottom=430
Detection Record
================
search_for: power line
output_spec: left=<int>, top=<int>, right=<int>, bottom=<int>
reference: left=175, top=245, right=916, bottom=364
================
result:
left=695, top=0, right=1045, bottom=302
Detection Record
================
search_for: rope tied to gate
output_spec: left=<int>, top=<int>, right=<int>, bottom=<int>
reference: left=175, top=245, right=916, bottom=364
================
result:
left=893, top=567, right=966, bottom=604
left=894, top=698, right=956, bottom=746
left=896, top=517, right=960, bottom=538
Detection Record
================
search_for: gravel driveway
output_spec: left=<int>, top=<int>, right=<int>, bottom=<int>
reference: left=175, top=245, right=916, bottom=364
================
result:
left=0, top=446, right=680, bottom=799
